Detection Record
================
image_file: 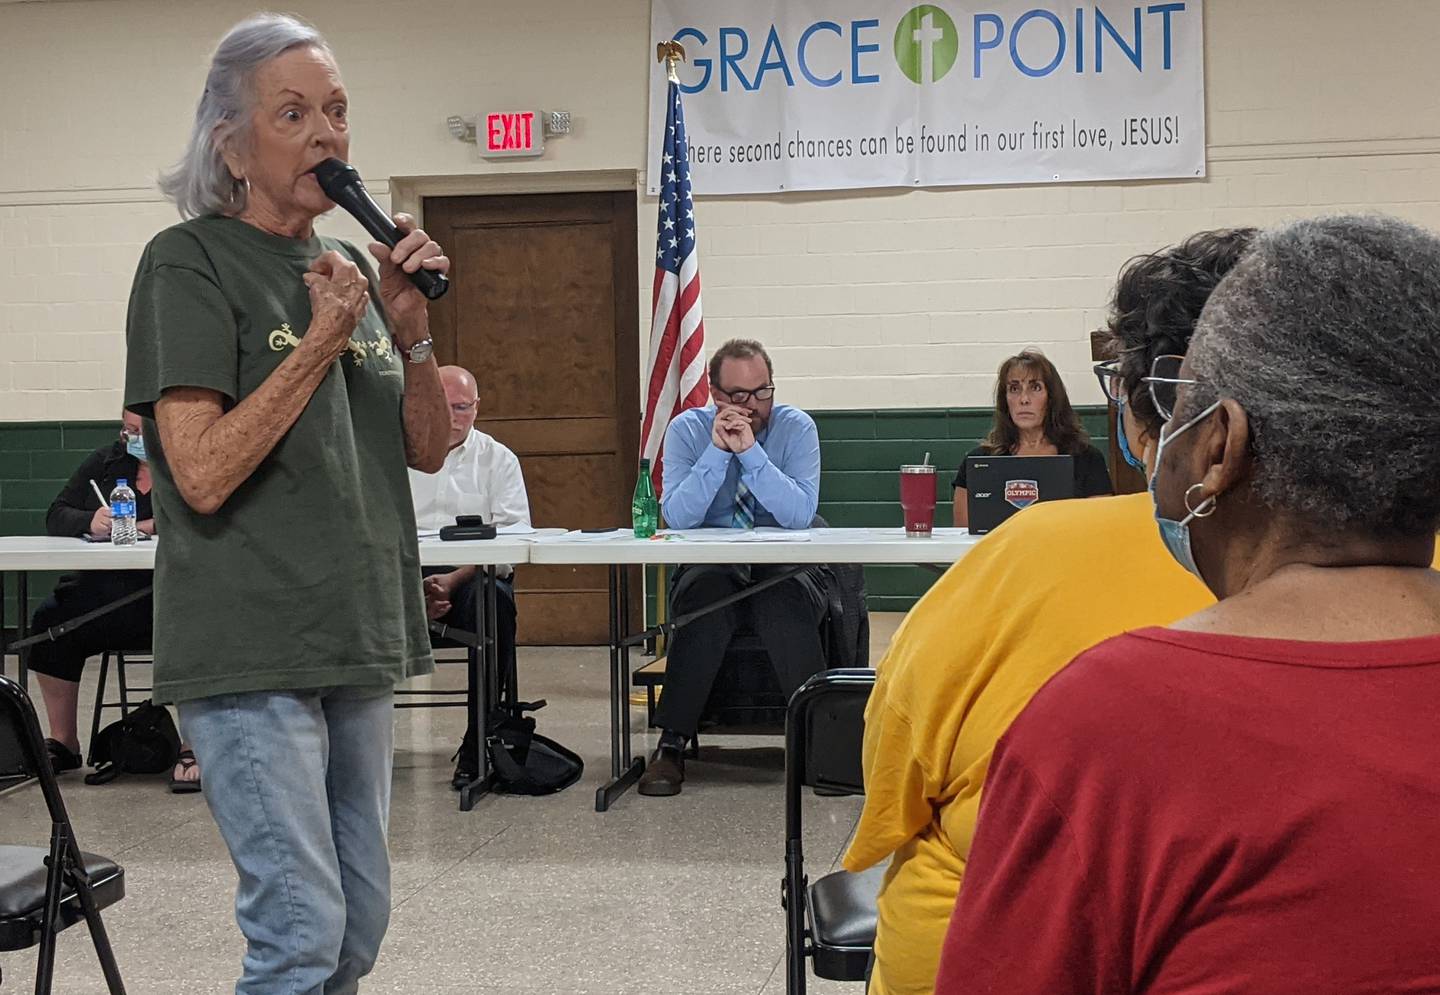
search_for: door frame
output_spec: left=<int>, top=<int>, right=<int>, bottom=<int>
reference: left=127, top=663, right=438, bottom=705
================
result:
left=389, top=167, right=646, bottom=420
left=390, top=169, right=640, bottom=223
left=390, top=169, right=647, bottom=643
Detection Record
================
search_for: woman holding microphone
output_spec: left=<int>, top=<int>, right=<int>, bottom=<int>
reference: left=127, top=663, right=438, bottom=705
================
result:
left=124, top=14, right=448, bottom=991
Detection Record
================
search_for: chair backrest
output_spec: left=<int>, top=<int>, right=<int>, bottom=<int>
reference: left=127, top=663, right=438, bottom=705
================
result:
left=784, top=669, right=875, bottom=841
left=0, top=676, right=79, bottom=829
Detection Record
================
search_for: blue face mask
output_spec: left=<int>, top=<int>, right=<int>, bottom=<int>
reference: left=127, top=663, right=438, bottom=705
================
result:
left=1115, top=396, right=1146, bottom=472
left=1148, top=401, right=1222, bottom=578
left=125, top=435, right=147, bottom=463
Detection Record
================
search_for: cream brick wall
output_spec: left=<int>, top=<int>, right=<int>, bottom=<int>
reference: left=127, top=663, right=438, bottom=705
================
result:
left=2, top=0, right=1439, bottom=419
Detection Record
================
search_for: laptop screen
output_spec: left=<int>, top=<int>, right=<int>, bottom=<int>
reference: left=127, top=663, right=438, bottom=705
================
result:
left=965, top=455, right=1076, bottom=535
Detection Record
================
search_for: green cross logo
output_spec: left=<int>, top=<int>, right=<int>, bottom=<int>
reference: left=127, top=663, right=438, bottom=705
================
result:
left=894, top=5, right=959, bottom=84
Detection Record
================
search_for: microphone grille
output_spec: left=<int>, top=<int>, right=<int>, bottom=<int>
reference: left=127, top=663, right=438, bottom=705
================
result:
left=311, top=158, right=359, bottom=197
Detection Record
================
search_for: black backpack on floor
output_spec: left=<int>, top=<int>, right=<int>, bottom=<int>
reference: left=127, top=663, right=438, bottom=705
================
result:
left=486, top=700, right=583, bottom=795
left=84, top=700, right=181, bottom=785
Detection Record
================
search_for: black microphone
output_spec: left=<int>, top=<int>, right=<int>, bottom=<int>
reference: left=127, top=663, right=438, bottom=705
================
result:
left=310, top=158, right=449, bottom=300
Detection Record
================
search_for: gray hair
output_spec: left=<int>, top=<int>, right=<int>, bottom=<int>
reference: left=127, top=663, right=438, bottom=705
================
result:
left=158, top=13, right=330, bottom=218
left=1186, top=215, right=1440, bottom=536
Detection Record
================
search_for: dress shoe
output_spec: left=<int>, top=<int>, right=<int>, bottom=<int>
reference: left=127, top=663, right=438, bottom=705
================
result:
left=638, top=745, right=684, bottom=796
left=450, top=727, right=479, bottom=790
left=44, top=738, right=82, bottom=774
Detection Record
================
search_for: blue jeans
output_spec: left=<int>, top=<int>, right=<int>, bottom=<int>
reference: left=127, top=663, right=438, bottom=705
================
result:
left=179, top=686, right=395, bottom=995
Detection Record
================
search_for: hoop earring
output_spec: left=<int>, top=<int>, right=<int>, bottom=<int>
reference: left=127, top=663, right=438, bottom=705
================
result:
left=1184, top=482, right=1217, bottom=518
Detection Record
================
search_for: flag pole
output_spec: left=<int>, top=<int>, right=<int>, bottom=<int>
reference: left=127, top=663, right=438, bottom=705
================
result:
left=650, top=40, right=686, bottom=662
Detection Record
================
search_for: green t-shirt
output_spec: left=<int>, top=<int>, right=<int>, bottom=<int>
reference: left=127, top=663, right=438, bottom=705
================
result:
left=123, top=215, right=433, bottom=703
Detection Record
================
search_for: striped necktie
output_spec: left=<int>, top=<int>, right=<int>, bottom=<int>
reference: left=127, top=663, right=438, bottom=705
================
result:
left=732, top=477, right=755, bottom=530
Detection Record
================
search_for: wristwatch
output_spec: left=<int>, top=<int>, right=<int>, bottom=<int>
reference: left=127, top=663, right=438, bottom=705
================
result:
left=394, top=336, right=434, bottom=364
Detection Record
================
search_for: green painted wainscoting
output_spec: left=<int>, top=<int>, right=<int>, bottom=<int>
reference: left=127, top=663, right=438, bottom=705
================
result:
left=0, top=421, right=126, bottom=626
left=0, top=409, right=1111, bottom=624
left=812, top=407, right=1111, bottom=612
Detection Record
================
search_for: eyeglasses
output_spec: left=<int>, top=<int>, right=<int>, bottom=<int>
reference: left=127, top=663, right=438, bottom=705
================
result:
left=1092, top=360, right=1125, bottom=404
left=449, top=401, right=478, bottom=415
left=717, top=384, right=775, bottom=404
left=1141, top=354, right=1196, bottom=421
left=1094, top=356, right=1198, bottom=421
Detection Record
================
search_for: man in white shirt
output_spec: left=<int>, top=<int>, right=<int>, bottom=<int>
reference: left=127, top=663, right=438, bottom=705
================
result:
left=408, top=365, right=531, bottom=788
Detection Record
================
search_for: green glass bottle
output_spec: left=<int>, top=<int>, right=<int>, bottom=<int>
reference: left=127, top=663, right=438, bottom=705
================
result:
left=632, top=459, right=659, bottom=538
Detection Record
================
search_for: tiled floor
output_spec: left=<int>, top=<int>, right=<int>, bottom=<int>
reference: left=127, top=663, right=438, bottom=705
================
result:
left=0, top=614, right=903, bottom=994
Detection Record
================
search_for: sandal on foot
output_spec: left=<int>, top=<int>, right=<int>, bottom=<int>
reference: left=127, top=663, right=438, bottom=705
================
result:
left=169, top=749, right=202, bottom=794
left=44, top=738, right=82, bottom=774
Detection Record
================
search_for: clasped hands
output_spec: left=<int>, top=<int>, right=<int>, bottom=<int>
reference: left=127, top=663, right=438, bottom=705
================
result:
left=711, top=406, right=756, bottom=454
left=423, top=571, right=459, bottom=621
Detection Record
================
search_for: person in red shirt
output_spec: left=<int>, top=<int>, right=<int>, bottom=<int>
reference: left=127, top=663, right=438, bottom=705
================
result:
left=937, top=215, right=1440, bottom=995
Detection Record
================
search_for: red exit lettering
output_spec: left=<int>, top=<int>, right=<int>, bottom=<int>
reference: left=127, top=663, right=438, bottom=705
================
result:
left=486, top=112, right=535, bottom=152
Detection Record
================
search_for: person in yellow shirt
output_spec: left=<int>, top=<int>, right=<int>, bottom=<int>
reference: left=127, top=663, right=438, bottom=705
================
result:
left=844, top=228, right=1257, bottom=995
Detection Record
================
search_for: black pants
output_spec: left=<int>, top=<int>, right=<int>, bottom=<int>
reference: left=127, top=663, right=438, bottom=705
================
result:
left=424, top=567, right=518, bottom=721
left=652, top=563, right=828, bottom=739
left=27, top=572, right=153, bottom=683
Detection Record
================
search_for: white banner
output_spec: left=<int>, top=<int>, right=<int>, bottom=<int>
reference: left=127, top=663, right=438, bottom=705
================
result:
left=648, top=1, right=1205, bottom=195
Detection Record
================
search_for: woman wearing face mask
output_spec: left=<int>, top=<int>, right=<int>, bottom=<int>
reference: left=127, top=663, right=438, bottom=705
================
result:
left=845, top=230, right=1253, bottom=995
left=937, top=216, right=1440, bottom=993
left=952, top=349, right=1111, bottom=527
left=28, top=410, right=202, bottom=792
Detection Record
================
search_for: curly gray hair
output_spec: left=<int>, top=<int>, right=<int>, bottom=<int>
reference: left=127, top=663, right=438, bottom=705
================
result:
left=1186, top=215, right=1440, bottom=536
left=158, top=13, right=330, bottom=218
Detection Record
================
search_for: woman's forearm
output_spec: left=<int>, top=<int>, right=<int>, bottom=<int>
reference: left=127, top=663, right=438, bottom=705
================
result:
left=155, top=328, right=342, bottom=515
left=400, top=354, right=448, bottom=473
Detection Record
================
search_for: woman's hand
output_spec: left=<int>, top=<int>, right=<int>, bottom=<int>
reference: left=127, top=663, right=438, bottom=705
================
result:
left=302, top=250, right=370, bottom=358
left=367, top=214, right=449, bottom=346
left=137, top=519, right=156, bottom=536
left=89, top=505, right=113, bottom=537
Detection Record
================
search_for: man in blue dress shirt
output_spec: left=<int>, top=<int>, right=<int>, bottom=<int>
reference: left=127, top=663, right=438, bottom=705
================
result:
left=638, top=339, right=829, bottom=797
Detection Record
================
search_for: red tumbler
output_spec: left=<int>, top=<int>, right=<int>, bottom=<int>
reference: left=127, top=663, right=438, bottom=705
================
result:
left=900, top=464, right=937, bottom=538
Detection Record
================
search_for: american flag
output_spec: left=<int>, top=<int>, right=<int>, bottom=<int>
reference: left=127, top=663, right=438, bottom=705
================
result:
left=640, top=77, right=707, bottom=496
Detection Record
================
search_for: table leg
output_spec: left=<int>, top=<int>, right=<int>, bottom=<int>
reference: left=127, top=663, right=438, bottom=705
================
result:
left=0, top=572, right=7, bottom=680
left=595, top=563, right=644, bottom=812
left=16, top=572, right=28, bottom=693
left=618, top=564, right=633, bottom=767
left=458, top=566, right=498, bottom=812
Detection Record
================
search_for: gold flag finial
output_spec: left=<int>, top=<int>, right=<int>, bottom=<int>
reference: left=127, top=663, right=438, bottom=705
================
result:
left=656, top=40, right=686, bottom=84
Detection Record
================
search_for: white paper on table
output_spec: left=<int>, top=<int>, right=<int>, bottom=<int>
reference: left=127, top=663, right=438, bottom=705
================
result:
left=667, top=529, right=811, bottom=543
left=862, top=527, right=971, bottom=539
left=551, top=529, right=633, bottom=542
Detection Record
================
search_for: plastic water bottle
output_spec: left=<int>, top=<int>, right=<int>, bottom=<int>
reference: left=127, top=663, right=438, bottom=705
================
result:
left=109, top=478, right=137, bottom=546
left=632, top=459, right=658, bottom=538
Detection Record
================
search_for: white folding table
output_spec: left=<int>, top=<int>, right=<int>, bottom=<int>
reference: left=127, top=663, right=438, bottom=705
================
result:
left=528, top=527, right=982, bottom=811
left=0, top=534, right=534, bottom=812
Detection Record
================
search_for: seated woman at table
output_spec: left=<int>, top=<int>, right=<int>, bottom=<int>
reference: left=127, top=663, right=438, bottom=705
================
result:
left=952, top=348, right=1111, bottom=527
left=939, top=214, right=1440, bottom=993
left=28, top=408, right=201, bottom=792
left=844, top=228, right=1255, bottom=995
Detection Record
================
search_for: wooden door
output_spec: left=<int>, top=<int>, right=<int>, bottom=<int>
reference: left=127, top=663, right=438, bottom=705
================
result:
left=425, top=191, right=640, bottom=644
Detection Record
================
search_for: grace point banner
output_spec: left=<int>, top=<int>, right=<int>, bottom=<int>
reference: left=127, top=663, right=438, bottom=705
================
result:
left=647, top=1, right=1206, bottom=196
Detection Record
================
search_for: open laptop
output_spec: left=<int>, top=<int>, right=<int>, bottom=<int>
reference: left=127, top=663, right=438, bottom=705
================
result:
left=965, top=454, right=1075, bottom=535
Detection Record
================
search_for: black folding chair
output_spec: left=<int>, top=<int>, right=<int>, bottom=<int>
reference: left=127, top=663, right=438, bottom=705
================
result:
left=0, top=675, right=126, bottom=993
left=783, top=668, right=884, bottom=994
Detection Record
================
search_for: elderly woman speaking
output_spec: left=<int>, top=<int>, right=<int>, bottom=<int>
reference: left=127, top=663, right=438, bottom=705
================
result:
left=123, top=14, right=448, bottom=993
left=937, top=215, right=1440, bottom=993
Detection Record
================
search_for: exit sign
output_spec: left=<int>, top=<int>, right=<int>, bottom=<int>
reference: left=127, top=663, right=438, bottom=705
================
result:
left=481, top=111, right=544, bottom=159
